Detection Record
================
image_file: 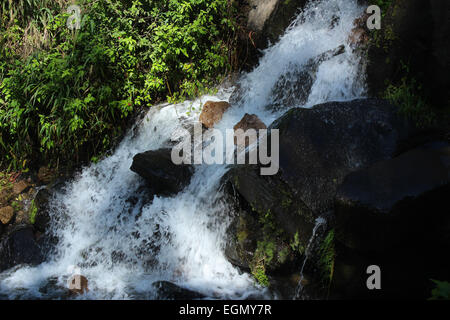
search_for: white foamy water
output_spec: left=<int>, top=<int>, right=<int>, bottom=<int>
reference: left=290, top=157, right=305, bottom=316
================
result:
left=0, top=0, right=366, bottom=299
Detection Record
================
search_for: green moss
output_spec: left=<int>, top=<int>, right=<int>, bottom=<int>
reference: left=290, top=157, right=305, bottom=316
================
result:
left=252, top=264, right=270, bottom=287
left=29, top=199, right=37, bottom=224
left=384, top=68, right=436, bottom=127
left=237, top=230, right=248, bottom=244
left=290, top=231, right=305, bottom=255
left=10, top=200, right=22, bottom=212
left=278, top=246, right=290, bottom=264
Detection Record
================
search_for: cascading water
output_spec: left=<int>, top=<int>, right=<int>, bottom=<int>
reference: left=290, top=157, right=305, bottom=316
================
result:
left=0, top=0, right=366, bottom=299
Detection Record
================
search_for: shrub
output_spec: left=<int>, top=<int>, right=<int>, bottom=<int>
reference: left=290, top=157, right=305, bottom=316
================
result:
left=0, top=0, right=236, bottom=170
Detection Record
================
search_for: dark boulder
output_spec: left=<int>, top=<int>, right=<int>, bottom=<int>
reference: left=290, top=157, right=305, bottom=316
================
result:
left=335, top=145, right=450, bottom=253
left=33, top=187, right=52, bottom=233
left=330, top=143, right=450, bottom=299
left=226, top=99, right=419, bottom=286
left=0, top=225, right=45, bottom=272
left=229, top=99, right=416, bottom=246
left=152, top=281, right=205, bottom=300
left=130, top=148, right=194, bottom=195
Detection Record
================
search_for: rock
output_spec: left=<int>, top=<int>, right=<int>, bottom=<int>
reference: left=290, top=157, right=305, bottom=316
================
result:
left=335, top=146, right=450, bottom=253
left=0, top=226, right=44, bottom=272
left=37, top=167, right=56, bottom=184
left=68, top=274, right=89, bottom=295
left=267, top=45, right=345, bottom=111
left=0, top=206, right=14, bottom=225
left=199, top=101, right=231, bottom=128
left=14, top=210, right=29, bottom=225
left=348, top=13, right=369, bottom=46
left=13, top=180, right=29, bottom=195
left=227, top=99, right=417, bottom=259
left=0, top=189, right=12, bottom=205
left=152, top=281, right=205, bottom=300
left=233, top=114, right=267, bottom=147
left=33, top=188, right=53, bottom=233
left=239, top=0, right=309, bottom=68
left=130, top=148, right=194, bottom=195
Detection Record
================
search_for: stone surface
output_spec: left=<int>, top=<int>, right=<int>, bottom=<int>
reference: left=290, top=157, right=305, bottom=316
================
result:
left=130, top=148, right=194, bottom=195
left=0, top=226, right=44, bottom=272
left=233, top=113, right=267, bottom=147
left=13, top=180, right=29, bottom=195
left=335, top=146, right=450, bottom=253
left=227, top=99, right=417, bottom=262
left=0, top=206, right=14, bottom=225
left=152, top=281, right=205, bottom=300
left=199, top=101, right=231, bottom=128
left=68, top=275, right=89, bottom=295
left=33, top=187, right=53, bottom=233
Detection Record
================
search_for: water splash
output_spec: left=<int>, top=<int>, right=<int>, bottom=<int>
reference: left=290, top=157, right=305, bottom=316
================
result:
left=293, top=216, right=326, bottom=300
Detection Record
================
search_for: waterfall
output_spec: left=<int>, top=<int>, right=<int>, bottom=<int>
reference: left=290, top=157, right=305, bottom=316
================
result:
left=0, top=0, right=366, bottom=299
left=293, top=217, right=326, bottom=300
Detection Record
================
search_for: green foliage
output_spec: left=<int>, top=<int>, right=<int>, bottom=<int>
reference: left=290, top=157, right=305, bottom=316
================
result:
left=429, top=280, right=450, bottom=300
left=290, top=231, right=305, bottom=254
left=1, top=0, right=236, bottom=170
left=252, top=263, right=270, bottom=287
left=384, top=75, right=436, bottom=127
left=29, top=199, right=38, bottom=224
left=318, top=229, right=335, bottom=288
left=372, top=0, right=393, bottom=15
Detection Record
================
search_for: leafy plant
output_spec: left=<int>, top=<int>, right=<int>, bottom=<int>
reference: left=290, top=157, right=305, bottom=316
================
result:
left=429, top=280, right=450, bottom=300
left=1, top=0, right=237, bottom=170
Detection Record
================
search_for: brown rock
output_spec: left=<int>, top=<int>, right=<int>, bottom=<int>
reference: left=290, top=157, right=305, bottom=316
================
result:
left=0, top=206, right=14, bottom=225
left=233, top=113, right=267, bottom=147
left=0, top=189, right=12, bottom=205
left=13, top=180, right=29, bottom=195
left=348, top=13, right=369, bottom=45
left=199, top=101, right=231, bottom=128
left=68, top=274, right=89, bottom=295
left=15, top=210, right=29, bottom=224
left=38, top=167, right=56, bottom=184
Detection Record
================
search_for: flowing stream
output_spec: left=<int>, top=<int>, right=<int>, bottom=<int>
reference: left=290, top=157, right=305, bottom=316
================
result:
left=0, top=0, right=366, bottom=299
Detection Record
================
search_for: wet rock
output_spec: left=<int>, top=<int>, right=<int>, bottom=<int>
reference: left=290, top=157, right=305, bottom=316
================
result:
left=239, top=0, right=309, bottom=68
left=33, top=188, right=53, bottom=233
left=14, top=210, right=29, bottom=225
left=227, top=99, right=417, bottom=257
left=13, top=180, right=29, bottom=195
left=266, top=45, right=345, bottom=111
left=348, top=18, right=369, bottom=46
left=0, top=206, right=14, bottom=225
left=234, top=114, right=267, bottom=147
left=152, top=281, right=205, bottom=300
left=130, top=148, right=194, bottom=195
left=335, top=146, right=450, bottom=253
left=0, top=225, right=44, bottom=272
left=199, top=101, right=231, bottom=128
left=68, top=274, right=89, bottom=295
